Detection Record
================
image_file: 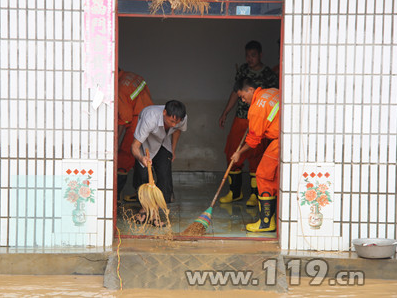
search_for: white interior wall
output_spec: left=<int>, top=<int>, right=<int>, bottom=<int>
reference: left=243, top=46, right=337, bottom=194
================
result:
left=118, top=17, right=281, bottom=171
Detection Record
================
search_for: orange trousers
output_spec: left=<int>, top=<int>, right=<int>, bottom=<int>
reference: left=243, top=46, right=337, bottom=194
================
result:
left=224, top=117, right=268, bottom=173
left=256, top=139, right=279, bottom=197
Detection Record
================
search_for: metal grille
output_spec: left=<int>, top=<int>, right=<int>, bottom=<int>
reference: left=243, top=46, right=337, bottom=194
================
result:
left=281, top=0, right=397, bottom=251
left=0, top=0, right=115, bottom=247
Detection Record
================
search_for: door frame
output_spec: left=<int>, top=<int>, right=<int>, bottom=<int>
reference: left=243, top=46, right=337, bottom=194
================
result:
left=113, top=0, right=284, bottom=241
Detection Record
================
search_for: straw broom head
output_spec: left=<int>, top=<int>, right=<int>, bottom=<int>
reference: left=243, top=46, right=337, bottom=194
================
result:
left=138, top=149, right=168, bottom=222
left=182, top=207, right=212, bottom=236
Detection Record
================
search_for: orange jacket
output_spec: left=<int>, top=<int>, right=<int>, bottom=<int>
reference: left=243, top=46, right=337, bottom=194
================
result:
left=118, top=70, right=153, bottom=127
left=245, top=87, right=279, bottom=148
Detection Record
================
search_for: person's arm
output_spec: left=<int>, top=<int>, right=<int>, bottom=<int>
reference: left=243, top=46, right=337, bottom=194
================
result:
left=219, top=91, right=239, bottom=128
left=131, top=138, right=151, bottom=167
left=171, top=129, right=182, bottom=162
left=230, top=143, right=251, bottom=164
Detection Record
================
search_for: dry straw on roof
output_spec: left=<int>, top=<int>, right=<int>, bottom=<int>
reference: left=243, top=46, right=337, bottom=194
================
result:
left=149, top=0, right=210, bottom=15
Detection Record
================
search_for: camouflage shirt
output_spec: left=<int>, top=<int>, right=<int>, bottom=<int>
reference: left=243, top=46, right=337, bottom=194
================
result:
left=233, top=63, right=279, bottom=119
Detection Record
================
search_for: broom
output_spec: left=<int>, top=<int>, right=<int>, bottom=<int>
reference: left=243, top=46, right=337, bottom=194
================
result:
left=182, top=128, right=249, bottom=236
left=137, top=149, right=168, bottom=224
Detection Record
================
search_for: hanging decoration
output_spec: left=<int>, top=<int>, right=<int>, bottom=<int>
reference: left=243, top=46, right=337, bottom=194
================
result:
left=149, top=0, right=210, bottom=15
left=84, top=0, right=114, bottom=109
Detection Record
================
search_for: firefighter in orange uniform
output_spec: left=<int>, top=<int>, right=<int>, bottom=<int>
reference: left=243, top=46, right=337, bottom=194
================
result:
left=231, top=77, right=279, bottom=232
left=117, top=69, right=153, bottom=201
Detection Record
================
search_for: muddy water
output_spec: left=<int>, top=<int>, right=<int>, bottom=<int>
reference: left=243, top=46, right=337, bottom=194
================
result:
left=1, top=275, right=397, bottom=298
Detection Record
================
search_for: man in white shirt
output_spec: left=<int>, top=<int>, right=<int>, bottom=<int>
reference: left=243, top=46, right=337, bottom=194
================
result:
left=131, top=100, right=187, bottom=209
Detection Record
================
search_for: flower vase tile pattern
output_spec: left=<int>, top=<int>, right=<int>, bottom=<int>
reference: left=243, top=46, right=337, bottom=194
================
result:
left=297, top=163, right=336, bottom=237
left=61, top=160, right=98, bottom=245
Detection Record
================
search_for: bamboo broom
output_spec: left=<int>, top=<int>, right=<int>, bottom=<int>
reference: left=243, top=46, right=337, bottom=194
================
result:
left=137, top=149, right=168, bottom=224
left=182, top=129, right=249, bottom=236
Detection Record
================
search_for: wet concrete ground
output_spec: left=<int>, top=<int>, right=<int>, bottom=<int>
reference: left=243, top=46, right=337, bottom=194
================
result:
left=1, top=274, right=397, bottom=297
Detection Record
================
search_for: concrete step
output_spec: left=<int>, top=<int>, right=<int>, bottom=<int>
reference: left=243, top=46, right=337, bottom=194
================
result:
left=0, top=251, right=109, bottom=275
left=104, top=239, right=288, bottom=292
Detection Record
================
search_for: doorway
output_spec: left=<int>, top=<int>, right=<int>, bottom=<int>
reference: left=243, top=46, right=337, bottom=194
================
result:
left=115, top=5, right=282, bottom=240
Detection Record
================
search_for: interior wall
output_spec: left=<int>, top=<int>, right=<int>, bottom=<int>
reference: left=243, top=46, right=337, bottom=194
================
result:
left=119, top=17, right=281, bottom=171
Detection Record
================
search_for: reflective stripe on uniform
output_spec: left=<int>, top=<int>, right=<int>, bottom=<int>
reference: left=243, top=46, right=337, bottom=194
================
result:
left=267, top=101, right=279, bottom=122
left=130, top=80, right=146, bottom=101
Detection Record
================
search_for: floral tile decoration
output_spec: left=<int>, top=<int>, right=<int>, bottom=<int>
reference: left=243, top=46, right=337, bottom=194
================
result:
left=297, top=163, right=337, bottom=237
left=64, top=175, right=96, bottom=226
left=61, top=160, right=98, bottom=245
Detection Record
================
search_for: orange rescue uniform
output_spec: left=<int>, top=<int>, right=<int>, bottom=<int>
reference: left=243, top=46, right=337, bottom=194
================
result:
left=245, top=87, right=280, bottom=197
left=224, top=117, right=268, bottom=173
left=117, top=70, right=153, bottom=173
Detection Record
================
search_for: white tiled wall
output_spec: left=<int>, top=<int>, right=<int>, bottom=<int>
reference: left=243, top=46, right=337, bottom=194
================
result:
left=281, top=0, right=397, bottom=251
left=0, top=1, right=115, bottom=247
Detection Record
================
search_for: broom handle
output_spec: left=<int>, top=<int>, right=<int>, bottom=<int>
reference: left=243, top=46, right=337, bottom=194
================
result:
left=210, top=128, right=249, bottom=208
left=145, top=148, right=155, bottom=185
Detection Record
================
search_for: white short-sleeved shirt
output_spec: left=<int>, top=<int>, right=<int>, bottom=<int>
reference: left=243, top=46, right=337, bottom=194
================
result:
left=134, top=105, right=187, bottom=164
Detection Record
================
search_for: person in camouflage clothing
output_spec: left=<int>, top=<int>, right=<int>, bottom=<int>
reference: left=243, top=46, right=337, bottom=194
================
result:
left=218, top=40, right=279, bottom=207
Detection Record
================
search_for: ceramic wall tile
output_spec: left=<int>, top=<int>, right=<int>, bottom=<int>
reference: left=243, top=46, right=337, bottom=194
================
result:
left=379, top=164, right=387, bottom=193
left=378, top=195, right=386, bottom=224
left=106, top=132, right=114, bottom=160
left=97, top=219, right=104, bottom=247
left=343, top=164, right=351, bottom=192
left=370, top=165, right=378, bottom=193
left=281, top=192, right=290, bottom=220
left=360, top=194, right=368, bottom=222
left=352, top=135, right=360, bottom=163
left=292, top=75, right=301, bottom=104
left=387, top=225, right=395, bottom=240
left=325, top=135, right=333, bottom=163
left=0, top=218, right=7, bottom=246
left=72, top=131, right=80, bottom=159
left=351, top=194, right=359, bottom=222
left=98, top=132, right=106, bottom=160
left=369, top=194, right=378, bottom=223
left=388, top=165, right=396, bottom=194
left=281, top=222, right=289, bottom=250
left=89, top=132, right=98, bottom=160
left=289, top=222, right=297, bottom=250
left=369, top=224, right=377, bottom=238
left=308, top=134, right=316, bottom=162
left=316, top=134, right=325, bottom=162
left=353, top=105, right=362, bottom=134
left=281, top=163, right=291, bottom=192
left=105, top=219, right=113, bottom=246
left=293, top=46, right=301, bottom=75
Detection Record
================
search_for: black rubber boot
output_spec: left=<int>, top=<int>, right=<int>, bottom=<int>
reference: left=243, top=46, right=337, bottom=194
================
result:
left=219, top=170, right=243, bottom=203
left=246, top=192, right=276, bottom=232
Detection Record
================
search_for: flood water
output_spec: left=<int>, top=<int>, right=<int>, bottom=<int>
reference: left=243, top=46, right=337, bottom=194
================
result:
left=1, top=275, right=397, bottom=298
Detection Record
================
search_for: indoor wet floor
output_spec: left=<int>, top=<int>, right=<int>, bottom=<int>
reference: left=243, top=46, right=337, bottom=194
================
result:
left=116, top=171, right=277, bottom=239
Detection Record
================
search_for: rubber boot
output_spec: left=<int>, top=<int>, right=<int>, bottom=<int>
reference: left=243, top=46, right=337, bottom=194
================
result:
left=219, top=170, right=243, bottom=203
left=246, top=192, right=276, bottom=232
left=246, top=173, right=258, bottom=207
